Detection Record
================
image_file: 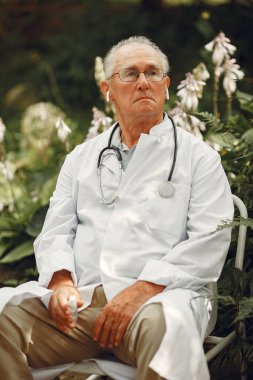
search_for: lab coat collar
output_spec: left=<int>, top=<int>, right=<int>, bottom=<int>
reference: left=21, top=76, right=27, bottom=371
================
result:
left=149, top=113, right=174, bottom=136
left=110, top=113, right=173, bottom=147
left=98, top=113, right=173, bottom=176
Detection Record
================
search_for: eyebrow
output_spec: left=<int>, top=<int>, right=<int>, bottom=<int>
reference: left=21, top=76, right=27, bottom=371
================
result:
left=123, top=64, right=161, bottom=70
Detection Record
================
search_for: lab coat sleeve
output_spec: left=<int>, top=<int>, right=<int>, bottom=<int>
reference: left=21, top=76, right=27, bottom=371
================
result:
left=138, top=151, right=234, bottom=290
left=34, top=152, right=78, bottom=288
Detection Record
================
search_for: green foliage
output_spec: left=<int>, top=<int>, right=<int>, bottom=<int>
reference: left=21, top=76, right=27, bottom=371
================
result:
left=217, top=217, right=253, bottom=231
left=0, top=240, right=34, bottom=264
left=0, top=102, right=77, bottom=285
left=0, top=5, right=252, bottom=370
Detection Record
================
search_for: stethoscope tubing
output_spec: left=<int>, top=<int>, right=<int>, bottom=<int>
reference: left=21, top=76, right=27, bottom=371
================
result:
left=168, top=115, right=177, bottom=181
left=97, top=115, right=177, bottom=203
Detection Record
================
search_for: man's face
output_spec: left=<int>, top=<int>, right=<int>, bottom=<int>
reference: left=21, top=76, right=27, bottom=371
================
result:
left=105, top=44, right=170, bottom=119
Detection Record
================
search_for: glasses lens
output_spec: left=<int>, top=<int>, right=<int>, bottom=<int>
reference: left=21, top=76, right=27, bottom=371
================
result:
left=119, top=69, right=138, bottom=82
left=145, top=68, right=164, bottom=81
left=119, top=68, right=164, bottom=82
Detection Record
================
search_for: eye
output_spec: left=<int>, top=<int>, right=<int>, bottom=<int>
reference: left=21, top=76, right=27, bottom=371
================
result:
left=120, top=69, right=138, bottom=81
left=146, top=69, right=159, bottom=76
left=125, top=70, right=137, bottom=78
left=145, top=69, right=163, bottom=81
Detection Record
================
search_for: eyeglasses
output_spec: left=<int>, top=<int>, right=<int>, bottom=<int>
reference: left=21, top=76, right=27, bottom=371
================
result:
left=109, top=68, right=166, bottom=82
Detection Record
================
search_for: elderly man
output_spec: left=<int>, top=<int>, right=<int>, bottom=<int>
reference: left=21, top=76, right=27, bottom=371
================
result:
left=0, top=36, right=233, bottom=380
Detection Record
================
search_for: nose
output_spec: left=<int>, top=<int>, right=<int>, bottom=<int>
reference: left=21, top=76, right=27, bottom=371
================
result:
left=136, top=72, right=149, bottom=89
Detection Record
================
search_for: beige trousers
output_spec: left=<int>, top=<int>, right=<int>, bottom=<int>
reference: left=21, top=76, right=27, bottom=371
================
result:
left=0, top=286, right=166, bottom=380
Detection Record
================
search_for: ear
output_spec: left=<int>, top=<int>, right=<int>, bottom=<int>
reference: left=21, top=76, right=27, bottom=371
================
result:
left=100, top=81, right=110, bottom=100
left=166, top=76, right=170, bottom=89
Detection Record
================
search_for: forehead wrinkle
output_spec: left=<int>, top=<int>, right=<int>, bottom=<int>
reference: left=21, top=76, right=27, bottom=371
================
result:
left=113, top=45, right=163, bottom=72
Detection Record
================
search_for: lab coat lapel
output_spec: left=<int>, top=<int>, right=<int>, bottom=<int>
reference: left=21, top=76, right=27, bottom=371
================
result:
left=119, top=116, right=175, bottom=192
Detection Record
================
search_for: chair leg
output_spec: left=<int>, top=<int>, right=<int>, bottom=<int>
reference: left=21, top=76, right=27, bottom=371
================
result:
left=238, top=322, right=248, bottom=380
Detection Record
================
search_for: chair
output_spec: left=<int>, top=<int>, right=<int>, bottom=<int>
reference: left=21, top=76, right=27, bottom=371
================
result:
left=204, top=195, right=248, bottom=370
left=32, top=194, right=248, bottom=380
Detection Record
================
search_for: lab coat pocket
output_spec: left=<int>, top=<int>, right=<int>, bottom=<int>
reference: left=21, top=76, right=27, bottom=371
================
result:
left=143, top=184, right=190, bottom=234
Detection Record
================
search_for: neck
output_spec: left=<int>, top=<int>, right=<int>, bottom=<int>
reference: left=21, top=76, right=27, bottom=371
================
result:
left=117, top=112, right=164, bottom=148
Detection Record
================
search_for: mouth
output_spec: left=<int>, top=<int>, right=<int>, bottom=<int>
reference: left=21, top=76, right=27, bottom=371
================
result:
left=135, top=96, right=153, bottom=102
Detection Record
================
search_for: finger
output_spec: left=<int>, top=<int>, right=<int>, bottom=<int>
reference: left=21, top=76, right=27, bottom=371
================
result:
left=98, top=317, right=115, bottom=348
left=93, top=312, right=107, bottom=342
left=108, top=320, right=121, bottom=348
left=49, top=294, right=73, bottom=328
left=57, top=292, right=72, bottom=313
left=114, top=318, right=130, bottom=347
left=76, top=298, right=84, bottom=308
left=56, top=321, right=74, bottom=334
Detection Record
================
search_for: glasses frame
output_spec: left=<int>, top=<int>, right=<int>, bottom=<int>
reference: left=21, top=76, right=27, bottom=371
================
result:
left=109, top=68, right=167, bottom=82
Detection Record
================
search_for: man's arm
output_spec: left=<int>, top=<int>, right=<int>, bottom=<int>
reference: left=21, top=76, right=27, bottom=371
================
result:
left=34, top=153, right=78, bottom=288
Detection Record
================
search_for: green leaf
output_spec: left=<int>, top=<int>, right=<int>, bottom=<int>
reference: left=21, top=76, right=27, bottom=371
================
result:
left=0, top=241, right=12, bottom=259
left=1, top=279, right=19, bottom=287
left=236, top=90, right=253, bottom=114
left=0, top=240, right=34, bottom=264
left=195, top=111, right=224, bottom=131
left=39, top=175, right=57, bottom=205
left=26, top=205, right=48, bottom=237
left=206, top=132, right=236, bottom=149
left=242, top=128, right=253, bottom=144
left=218, top=295, right=236, bottom=306
left=217, top=217, right=253, bottom=230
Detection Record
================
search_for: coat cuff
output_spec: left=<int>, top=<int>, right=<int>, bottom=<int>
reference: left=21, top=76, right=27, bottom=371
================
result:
left=138, top=259, right=202, bottom=290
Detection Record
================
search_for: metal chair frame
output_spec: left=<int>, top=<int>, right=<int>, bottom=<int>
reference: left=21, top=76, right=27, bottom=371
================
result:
left=204, top=194, right=248, bottom=375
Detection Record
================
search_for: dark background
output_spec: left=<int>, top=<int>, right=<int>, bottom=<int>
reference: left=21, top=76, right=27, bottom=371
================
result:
left=0, top=0, right=252, bottom=133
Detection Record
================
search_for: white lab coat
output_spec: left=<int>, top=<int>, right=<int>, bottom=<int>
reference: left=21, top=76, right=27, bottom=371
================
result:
left=0, top=115, right=233, bottom=380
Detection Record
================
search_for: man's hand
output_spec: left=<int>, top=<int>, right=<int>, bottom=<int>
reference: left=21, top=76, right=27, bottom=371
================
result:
left=48, top=270, right=84, bottom=334
left=93, top=281, right=165, bottom=349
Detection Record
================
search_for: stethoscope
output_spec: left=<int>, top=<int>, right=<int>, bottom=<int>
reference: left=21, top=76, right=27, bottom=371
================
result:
left=97, top=115, right=177, bottom=205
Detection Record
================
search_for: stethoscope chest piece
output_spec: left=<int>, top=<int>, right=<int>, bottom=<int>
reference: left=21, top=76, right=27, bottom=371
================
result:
left=158, top=181, right=175, bottom=198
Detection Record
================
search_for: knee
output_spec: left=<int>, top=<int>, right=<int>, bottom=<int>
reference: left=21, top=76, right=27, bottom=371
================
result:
left=136, top=303, right=166, bottom=343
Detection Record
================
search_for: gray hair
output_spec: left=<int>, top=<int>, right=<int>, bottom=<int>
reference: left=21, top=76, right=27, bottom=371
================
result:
left=103, top=36, right=170, bottom=80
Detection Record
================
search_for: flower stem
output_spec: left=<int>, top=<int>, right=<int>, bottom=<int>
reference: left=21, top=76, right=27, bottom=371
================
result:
left=227, top=96, right=232, bottom=119
left=213, top=67, right=220, bottom=118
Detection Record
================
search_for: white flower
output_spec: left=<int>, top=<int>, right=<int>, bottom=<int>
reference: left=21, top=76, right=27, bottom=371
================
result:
left=21, top=102, right=66, bottom=150
left=0, top=161, right=15, bottom=181
left=169, top=103, right=190, bottom=131
left=177, top=73, right=206, bottom=112
left=214, top=65, right=224, bottom=78
left=86, top=107, right=112, bottom=141
left=94, top=57, right=105, bottom=86
left=0, top=118, right=6, bottom=143
left=55, top=117, right=71, bottom=143
left=193, top=63, right=210, bottom=82
left=188, top=114, right=206, bottom=139
left=85, top=126, right=100, bottom=141
left=205, top=32, right=236, bottom=66
left=169, top=103, right=205, bottom=139
left=0, top=200, right=4, bottom=212
left=222, top=57, right=244, bottom=97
